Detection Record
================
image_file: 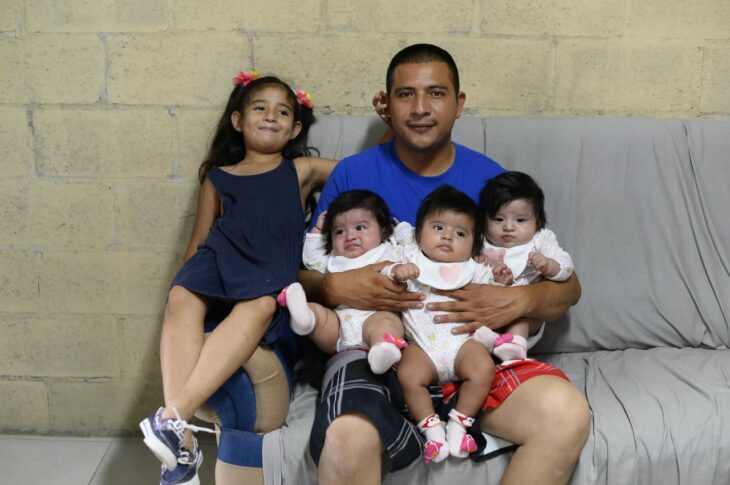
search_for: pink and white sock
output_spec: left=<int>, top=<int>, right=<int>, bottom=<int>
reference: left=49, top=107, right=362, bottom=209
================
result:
left=446, top=409, right=477, bottom=458
left=471, top=326, right=500, bottom=351
left=279, top=283, right=316, bottom=335
left=493, top=334, right=527, bottom=362
left=418, top=414, right=449, bottom=464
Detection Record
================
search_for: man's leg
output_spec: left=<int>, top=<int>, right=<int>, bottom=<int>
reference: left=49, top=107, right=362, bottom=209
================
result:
left=318, top=414, right=383, bottom=485
left=480, top=375, right=590, bottom=485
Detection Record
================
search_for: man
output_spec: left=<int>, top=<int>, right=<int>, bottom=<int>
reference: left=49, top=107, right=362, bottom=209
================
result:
left=300, top=44, right=590, bottom=485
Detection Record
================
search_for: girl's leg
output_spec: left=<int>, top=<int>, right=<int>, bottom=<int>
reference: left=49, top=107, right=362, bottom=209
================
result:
left=159, top=286, right=209, bottom=414
left=307, top=303, right=340, bottom=354
left=397, top=345, right=448, bottom=464
left=448, top=339, right=496, bottom=457
left=164, top=295, right=277, bottom=421
left=361, top=312, right=405, bottom=374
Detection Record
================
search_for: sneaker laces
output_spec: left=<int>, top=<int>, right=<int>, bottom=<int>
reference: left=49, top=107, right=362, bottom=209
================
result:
left=163, top=408, right=218, bottom=439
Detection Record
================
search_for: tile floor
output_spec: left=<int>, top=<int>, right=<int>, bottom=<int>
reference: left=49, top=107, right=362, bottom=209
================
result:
left=0, top=433, right=217, bottom=484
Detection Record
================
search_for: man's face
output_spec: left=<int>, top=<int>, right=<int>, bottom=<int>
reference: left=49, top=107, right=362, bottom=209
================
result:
left=386, top=61, right=465, bottom=154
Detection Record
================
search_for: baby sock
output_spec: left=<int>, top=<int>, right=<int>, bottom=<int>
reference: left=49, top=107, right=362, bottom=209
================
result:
left=471, top=326, right=500, bottom=351
left=493, top=334, right=528, bottom=362
left=418, top=414, right=450, bottom=464
left=446, top=409, right=477, bottom=458
left=367, top=342, right=401, bottom=374
left=280, top=283, right=316, bottom=335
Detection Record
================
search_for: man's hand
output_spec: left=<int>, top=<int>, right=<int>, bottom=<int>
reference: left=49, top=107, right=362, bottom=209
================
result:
left=323, top=261, right=424, bottom=311
left=429, top=283, right=528, bottom=335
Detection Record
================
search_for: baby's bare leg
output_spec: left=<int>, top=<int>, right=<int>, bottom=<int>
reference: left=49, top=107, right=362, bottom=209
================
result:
left=454, top=340, right=495, bottom=416
left=398, top=345, right=449, bottom=464
left=448, top=339, right=496, bottom=457
left=307, top=303, right=340, bottom=354
left=362, top=312, right=405, bottom=374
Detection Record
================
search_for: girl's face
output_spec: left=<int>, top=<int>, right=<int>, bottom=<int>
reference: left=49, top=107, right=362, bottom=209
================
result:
left=232, top=86, right=302, bottom=156
left=331, top=208, right=383, bottom=258
left=418, top=209, right=475, bottom=263
left=486, top=198, right=538, bottom=248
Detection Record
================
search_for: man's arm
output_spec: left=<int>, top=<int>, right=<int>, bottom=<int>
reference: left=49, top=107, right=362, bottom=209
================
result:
left=299, top=265, right=425, bottom=311
left=430, top=272, right=581, bottom=335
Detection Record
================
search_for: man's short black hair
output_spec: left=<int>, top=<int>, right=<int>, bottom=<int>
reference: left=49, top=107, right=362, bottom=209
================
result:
left=386, top=43, right=460, bottom=95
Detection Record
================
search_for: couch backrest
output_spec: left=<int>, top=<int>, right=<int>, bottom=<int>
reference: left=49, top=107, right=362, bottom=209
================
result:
left=309, top=116, right=730, bottom=353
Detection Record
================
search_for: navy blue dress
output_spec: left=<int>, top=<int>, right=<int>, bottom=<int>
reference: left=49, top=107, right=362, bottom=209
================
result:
left=171, top=160, right=304, bottom=343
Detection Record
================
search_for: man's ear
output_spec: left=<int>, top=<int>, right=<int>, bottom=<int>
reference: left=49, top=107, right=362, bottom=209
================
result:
left=230, top=111, right=243, bottom=132
left=455, top=91, right=466, bottom=119
left=290, top=120, right=302, bottom=140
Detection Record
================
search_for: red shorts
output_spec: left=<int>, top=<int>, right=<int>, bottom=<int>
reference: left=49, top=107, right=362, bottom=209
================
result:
left=483, top=359, right=568, bottom=410
left=440, top=359, right=569, bottom=410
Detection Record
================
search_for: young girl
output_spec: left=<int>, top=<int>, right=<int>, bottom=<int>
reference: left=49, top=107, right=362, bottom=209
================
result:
left=473, top=171, right=574, bottom=361
left=280, top=189, right=409, bottom=374
left=386, top=185, right=496, bottom=463
left=139, top=71, right=336, bottom=485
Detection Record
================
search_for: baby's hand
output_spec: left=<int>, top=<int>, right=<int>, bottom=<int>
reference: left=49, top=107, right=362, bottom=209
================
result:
left=528, top=251, right=549, bottom=274
left=310, top=211, right=327, bottom=234
left=391, top=263, right=419, bottom=282
left=491, top=262, right=513, bottom=286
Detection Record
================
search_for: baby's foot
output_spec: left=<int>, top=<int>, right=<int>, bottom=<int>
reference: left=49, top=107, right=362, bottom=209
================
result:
left=367, top=340, right=402, bottom=374
left=446, top=409, right=476, bottom=458
left=279, top=283, right=316, bottom=335
left=419, top=414, right=450, bottom=464
left=472, top=327, right=500, bottom=351
left=493, top=334, right=527, bottom=362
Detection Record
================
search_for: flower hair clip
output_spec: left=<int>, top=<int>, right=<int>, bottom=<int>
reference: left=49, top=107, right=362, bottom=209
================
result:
left=294, top=87, right=314, bottom=109
left=232, top=69, right=261, bottom=87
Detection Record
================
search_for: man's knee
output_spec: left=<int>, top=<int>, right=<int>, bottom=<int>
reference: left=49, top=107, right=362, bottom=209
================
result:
left=322, top=414, right=382, bottom=466
left=536, top=379, right=590, bottom=447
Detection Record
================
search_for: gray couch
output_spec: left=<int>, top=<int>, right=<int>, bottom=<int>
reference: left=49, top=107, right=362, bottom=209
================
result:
left=225, top=116, right=730, bottom=484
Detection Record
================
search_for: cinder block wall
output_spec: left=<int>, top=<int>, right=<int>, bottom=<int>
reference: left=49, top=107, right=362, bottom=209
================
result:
left=1, top=1, right=728, bottom=435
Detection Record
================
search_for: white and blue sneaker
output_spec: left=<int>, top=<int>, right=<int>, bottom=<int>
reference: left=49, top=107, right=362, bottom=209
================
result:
left=139, top=407, right=214, bottom=471
left=160, top=439, right=203, bottom=485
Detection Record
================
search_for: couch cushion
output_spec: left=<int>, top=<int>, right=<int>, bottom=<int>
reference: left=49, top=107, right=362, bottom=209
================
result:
left=541, top=348, right=730, bottom=485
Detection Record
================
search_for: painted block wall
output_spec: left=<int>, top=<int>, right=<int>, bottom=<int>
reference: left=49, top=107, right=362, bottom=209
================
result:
left=1, top=0, right=729, bottom=434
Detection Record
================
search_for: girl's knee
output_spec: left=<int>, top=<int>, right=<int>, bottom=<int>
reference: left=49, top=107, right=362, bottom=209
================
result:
left=166, top=286, right=202, bottom=312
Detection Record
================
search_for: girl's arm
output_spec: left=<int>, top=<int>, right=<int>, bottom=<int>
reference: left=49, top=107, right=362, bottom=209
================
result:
left=183, top=177, right=221, bottom=261
left=295, top=157, right=338, bottom=199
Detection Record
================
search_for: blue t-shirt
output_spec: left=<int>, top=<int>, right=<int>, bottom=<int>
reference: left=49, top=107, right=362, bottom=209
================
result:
left=313, top=140, right=505, bottom=225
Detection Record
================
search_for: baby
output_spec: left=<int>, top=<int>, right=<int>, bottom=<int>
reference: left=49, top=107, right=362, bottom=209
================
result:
left=280, top=189, right=409, bottom=373
left=473, top=171, right=574, bottom=361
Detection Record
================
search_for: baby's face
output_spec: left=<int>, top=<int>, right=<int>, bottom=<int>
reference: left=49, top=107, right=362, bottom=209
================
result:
left=418, top=209, right=475, bottom=263
left=485, top=198, right=538, bottom=248
left=331, top=208, right=383, bottom=258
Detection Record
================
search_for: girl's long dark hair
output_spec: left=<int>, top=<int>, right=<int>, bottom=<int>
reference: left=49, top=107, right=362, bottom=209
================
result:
left=198, top=75, right=317, bottom=183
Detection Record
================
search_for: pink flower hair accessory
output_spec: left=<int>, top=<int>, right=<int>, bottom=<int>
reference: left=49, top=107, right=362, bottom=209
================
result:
left=294, top=87, right=314, bottom=109
left=232, top=69, right=261, bottom=87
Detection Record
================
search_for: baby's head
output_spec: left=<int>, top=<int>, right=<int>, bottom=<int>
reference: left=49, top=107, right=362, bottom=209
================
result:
left=323, top=190, right=393, bottom=258
left=415, top=185, right=481, bottom=263
left=478, top=171, right=546, bottom=248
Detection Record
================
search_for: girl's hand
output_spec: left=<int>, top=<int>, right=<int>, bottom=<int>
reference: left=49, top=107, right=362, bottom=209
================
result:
left=323, top=261, right=424, bottom=312
left=391, top=263, right=419, bottom=283
left=310, top=211, right=327, bottom=234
